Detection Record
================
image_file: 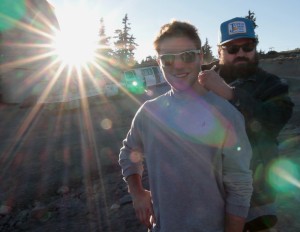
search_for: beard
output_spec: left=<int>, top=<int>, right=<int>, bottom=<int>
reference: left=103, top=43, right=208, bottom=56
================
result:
left=219, top=54, right=259, bottom=83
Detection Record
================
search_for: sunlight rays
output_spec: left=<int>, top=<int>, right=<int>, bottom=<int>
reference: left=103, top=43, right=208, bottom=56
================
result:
left=6, top=0, right=154, bottom=110
left=0, top=0, right=141, bottom=163
left=52, top=30, right=98, bottom=68
left=0, top=50, right=57, bottom=73
left=1, top=3, right=142, bottom=225
left=51, top=2, right=98, bottom=68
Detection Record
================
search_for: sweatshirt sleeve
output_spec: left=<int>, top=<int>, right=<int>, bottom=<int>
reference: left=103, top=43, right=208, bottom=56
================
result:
left=119, top=106, right=145, bottom=180
left=222, top=110, right=253, bottom=218
left=231, top=75, right=294, bottom=136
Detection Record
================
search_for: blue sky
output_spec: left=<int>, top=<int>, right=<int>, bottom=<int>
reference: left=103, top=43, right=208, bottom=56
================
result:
left=49, top=0, right=300, bottom=62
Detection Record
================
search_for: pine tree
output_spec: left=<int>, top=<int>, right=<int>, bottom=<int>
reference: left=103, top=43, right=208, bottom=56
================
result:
left=113, top=14, right=138, bottom=69
left=97, top=17, right=113, bottom=59
left=202, top=38, right=214, bottom=64
left=245, top=10, right=259, bottom=42
left=245, top=10, right=258, bottom=29
left=95, top=17, right=122, bottom=84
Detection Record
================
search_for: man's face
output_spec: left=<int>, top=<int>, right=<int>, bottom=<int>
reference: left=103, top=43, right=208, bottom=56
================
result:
left=218, top=38, right=256, bottom=66
left=218, top=38, right=258, bottom=80
left=157, top=37, right=202, bottom=92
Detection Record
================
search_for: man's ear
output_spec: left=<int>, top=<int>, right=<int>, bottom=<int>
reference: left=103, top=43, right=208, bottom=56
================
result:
left=217, top=47, right=221, bottom=58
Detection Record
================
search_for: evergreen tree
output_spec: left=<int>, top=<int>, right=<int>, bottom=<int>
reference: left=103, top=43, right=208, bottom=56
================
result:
left=245, top=10, right=258, bottom=29
left=95, top=17, right=122, bottom=84
left=97, top=17, right=113, bottom=59
left=245, top=10, right=259, bottom=42
left=113, top=14, right=138, bottom=69
left=202, top=38, right=214, bottom=64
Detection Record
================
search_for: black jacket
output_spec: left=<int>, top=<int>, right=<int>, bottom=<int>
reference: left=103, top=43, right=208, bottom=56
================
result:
left=202, top=61, right=294, bottom=206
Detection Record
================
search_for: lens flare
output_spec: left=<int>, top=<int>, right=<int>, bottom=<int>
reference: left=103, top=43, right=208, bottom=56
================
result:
left=279, top=135, right=300, bottom=152
left=100, top=118, right=112, bottom=130
left=51, top=4, right=99, bottom=68
left=0, top=1, right=146, bottom=227
left=267, top=158, right=300, bottom=192
left=0, top=0, right=26, bottom=32
left=53, top=30, right=97, bottom=67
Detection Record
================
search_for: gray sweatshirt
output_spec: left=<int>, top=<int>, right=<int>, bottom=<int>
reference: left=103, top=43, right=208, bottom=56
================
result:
left=119, top=89, right=253, bottom=232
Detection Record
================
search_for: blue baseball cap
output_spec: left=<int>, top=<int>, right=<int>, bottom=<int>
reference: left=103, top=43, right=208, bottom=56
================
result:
left=218, top=17, right=256, bottom=45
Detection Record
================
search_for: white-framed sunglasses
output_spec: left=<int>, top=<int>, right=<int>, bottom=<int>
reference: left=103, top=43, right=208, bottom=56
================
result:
left=159, top=49, right=201, bottom=67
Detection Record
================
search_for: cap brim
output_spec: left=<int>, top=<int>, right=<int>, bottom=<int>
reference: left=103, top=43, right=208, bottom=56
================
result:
left=219, top=35, right=256, bottom=45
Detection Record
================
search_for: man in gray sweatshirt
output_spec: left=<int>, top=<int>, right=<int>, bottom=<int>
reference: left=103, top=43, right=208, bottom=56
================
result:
left=119, top=20, right=253, bottom=232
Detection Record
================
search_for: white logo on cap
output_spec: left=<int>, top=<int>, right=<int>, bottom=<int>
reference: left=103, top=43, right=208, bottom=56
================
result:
left=228, top=21, right=247, bottom=35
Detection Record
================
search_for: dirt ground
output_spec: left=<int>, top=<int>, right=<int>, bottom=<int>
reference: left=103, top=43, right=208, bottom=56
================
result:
left=0, top=77, right=299, bottom=232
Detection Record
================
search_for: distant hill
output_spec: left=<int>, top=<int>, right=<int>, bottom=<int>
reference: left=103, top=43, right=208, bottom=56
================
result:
left=259, top=48, right=300, bottom=59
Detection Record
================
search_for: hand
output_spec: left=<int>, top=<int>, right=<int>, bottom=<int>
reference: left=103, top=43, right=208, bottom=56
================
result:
left=132, top=189, right=156, bottom=229
left=225, top=213, right=245, bottom=232
left=198, top=66, right=234, bottom=100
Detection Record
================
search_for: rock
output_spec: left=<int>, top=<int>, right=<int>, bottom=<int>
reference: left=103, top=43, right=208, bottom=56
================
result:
left=57, top=185, right=70, bottom=195
left=30, top=205, right=51, bottom=222
left=0, top=205, right=12, bottom=215
left=110, top=203, right=120, bottom=210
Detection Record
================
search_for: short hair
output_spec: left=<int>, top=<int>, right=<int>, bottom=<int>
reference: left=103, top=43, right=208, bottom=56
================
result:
left=153, top=20, right=202, bottom=53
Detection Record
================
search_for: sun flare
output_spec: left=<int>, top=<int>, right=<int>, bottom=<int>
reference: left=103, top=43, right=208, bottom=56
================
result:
left=53, top=30, right=97, bottom=67
left=52, top=4, right=99, bottom=67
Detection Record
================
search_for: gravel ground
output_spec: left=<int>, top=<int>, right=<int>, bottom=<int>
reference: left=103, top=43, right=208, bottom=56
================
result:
left=0, top=79, right=299, bottom=232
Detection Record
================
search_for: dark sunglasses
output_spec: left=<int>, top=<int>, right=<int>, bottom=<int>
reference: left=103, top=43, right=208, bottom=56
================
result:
left=159, top=50, right=201, bottom=67
left=221, top=43, right=256, bottom=54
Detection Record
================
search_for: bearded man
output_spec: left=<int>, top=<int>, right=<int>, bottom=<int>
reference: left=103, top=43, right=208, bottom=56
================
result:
left=199, top=17, right=294, bottom=232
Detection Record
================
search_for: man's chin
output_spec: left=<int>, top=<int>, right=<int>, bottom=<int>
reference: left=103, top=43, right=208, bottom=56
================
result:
left=171, top=79, right=194, bottom=91
left=172, top=82, right=190, bottom=91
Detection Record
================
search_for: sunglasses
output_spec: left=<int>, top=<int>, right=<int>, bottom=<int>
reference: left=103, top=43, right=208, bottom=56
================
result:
left=221, top=43, right=256, bottom=54
left=159, top=50, right=201, bottom=67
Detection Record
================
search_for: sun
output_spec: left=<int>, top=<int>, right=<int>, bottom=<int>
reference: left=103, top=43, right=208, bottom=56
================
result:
left=53, top=30, right=97, bottom=67
left=52, top=4, right=99, bottom=67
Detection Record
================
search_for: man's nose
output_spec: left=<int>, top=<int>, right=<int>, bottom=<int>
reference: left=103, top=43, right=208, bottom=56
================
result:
left=172, top=56, right=185, bottom=68
left=235, top=47, right=246, bottom=56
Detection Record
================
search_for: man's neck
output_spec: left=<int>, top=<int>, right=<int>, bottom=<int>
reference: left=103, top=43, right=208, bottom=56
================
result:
left=193, top=81, right=208, bottom=95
